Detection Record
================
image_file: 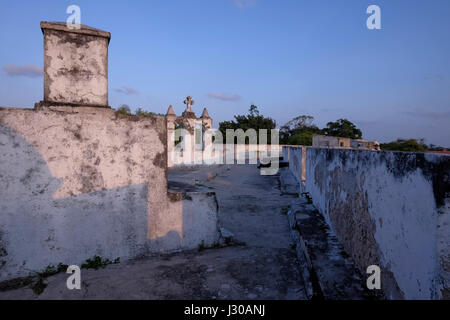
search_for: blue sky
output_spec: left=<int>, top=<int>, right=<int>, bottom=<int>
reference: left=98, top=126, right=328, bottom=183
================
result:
left=1, top=0, right=449, bottom=146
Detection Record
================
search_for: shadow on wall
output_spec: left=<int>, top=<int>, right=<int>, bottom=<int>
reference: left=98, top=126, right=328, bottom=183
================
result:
left=0, top=123, right=218, bottom=281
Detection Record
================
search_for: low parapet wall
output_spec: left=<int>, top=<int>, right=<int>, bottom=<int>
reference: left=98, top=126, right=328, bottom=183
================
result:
left=0, top=106, right=219, bottom=281
left=169, top=143, right=282, bottom=167
left=283, top=146, right=306, bottom=185
left=283, top=145, right=450, bottom=299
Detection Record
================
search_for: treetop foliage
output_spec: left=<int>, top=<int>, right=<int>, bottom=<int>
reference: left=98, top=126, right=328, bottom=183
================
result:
left=323, top=119, right=363, bottom=140
left=218, top=105, right=277, bottom=144
left=115, top=105, right=163, bottom=117
left=380, top=139, right=429, bottom=152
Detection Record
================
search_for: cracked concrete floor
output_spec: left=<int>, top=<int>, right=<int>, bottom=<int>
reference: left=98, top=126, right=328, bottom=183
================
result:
left=0, top=165, right=306, bottom=300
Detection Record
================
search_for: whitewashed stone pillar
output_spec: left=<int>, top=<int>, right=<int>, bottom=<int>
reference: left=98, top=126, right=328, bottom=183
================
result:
left=39, top=21, right=111, bottom=108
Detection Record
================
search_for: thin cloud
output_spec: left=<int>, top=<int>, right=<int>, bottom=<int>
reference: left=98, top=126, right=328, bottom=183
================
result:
left=406, top=107, right=450, bottom=120
left=208, top=92, right=241, bottom=102
left=114, top=86, right=139, bottom=95
left=231, top=0, right=256, bottom=9
left=3, top=64, right=43, bottom=77
left=424, top=74, right=445, bottom=81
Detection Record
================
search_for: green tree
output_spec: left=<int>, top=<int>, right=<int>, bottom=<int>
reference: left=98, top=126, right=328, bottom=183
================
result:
left=135, top=108, right=163, bottom=117
left=116, top=106, right=164, bottom=117
left=323, top=119, right=362, bottom=139
left=380, top=139, right=429, bottom=152
left=116, top=104, right=131, bottom=115
left=280, top=115, right=322, bottom=146
left=218, top=105, right=277, bottom=144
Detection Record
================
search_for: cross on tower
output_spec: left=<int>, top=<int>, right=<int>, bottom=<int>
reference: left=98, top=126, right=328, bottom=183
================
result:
left=184, top=96, right=195, bottom=112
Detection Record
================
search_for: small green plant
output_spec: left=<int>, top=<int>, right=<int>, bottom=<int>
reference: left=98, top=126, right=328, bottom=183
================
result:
left=115, top=104, right=131, bottom=115
left=27, top=257, right=119, bottom=296
left=81, top=256, right=120, bottom=270
left=41, top=263, right=69, bottom=277
left=115, top=109, right=128, bottom=115
left=29, top=263, right=69, bottom=295
left=198, top=240, right=206, bottom=252
left=30, top=276, right=47, bottom=295
left=135, top=108, right=163, bottom=117
left=290, top=243, right=297, bottom=250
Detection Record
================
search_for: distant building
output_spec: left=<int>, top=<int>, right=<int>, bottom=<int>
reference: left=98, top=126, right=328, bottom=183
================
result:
left=350, top=139, right=381, bottom=151
left=313, top=135, right=351, bottom=149
left=312, top=135, right=380, bottom=151
left=428, top=147, right=450, bottom=155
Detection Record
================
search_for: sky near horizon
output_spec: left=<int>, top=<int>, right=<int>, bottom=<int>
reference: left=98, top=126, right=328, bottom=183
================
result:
left=0, top=0, right=449, bottom=146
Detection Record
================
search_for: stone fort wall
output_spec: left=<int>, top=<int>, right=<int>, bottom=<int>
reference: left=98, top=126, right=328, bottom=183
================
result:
left=284, top=145, right=450, bottom=299
left=0, top=22, right=220, bottom=281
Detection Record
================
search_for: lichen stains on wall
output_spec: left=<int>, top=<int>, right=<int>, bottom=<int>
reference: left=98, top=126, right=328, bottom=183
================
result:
left=378, top=152, right=450, bottom=208
left=317, top=165, right=405, bottom=299
left=0, top=107, right=167, bottom=199
left=0, top=230, right=7, bottom=271
left=302, top=147, right=450, bottom=299
left=286, top=147, right=303, bottom=185
left=153, top=152, right=166, bottom=169
left=42, top=23, right=109, bottom=107
left=0, top=21, right=221, bottom=281
left=0, top=106, right=220, bottom=281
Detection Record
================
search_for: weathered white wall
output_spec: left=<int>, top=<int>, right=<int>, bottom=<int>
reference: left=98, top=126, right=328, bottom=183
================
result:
left=0, top=106, right=219, bottom=281
left=281, top=145, right=290, bottom=162
left=284, top=146, right=306, bottom=184
left=167, top=114, right=212, bottom=167
left=312, top=135, right=350, bottom=148
left=169, top=143, right=282, bottom=167
left=0, top=21, right=220, bottom=282
left=300, top=148, right=450, bottom=299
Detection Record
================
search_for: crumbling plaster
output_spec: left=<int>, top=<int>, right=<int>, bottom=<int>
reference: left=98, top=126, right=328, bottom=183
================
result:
left=303, top=148, right=449, bottom=299
left=0, top=20, right=220, bottom=282
left=41, top=22, right=110, bottom=107
left=0, top=107, right=219, bottom=281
